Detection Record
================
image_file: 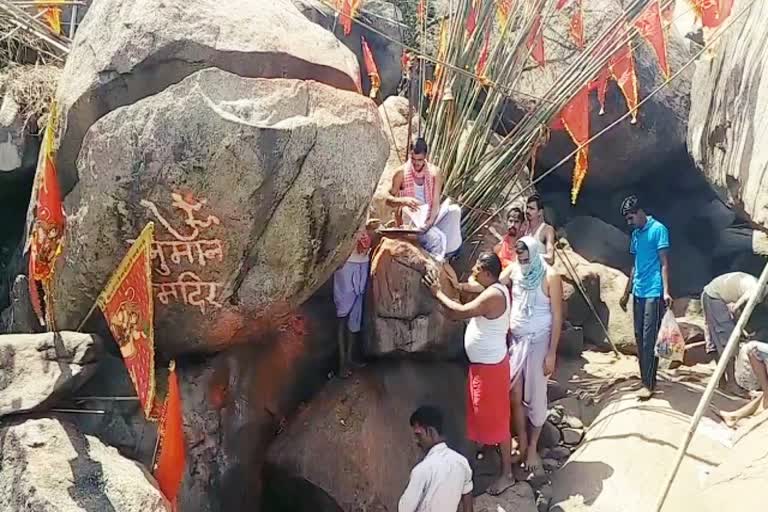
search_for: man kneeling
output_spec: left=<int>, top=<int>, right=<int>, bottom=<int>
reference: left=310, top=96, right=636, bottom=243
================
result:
left=424, top=252, right=515, bottom=495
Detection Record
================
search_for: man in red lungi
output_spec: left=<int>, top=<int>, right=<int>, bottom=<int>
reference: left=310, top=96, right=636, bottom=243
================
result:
left=424, top=252, right=515, bottom=495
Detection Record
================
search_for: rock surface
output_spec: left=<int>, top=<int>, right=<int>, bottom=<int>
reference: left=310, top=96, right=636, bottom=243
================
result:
left=503, top=0, right=693, bottom=192
left=265, top=360, right=469, bottom=511
left=563, top=216, right=632, bottom=274
left=0, top=418, right=169, bottom=511
left=51, top=69, right=388, bottom=355
left=292, top=0, right=404, bottom=99
left=0, top=331, right=101, bottom=417
left=54, top=0, right=362, bottom=194
left=365, top=238, right=463, bottom=358
left=688, top=1, right=768, bottom=228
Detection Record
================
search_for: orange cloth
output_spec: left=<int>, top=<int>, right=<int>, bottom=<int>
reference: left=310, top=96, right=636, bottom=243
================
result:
left=495, top=236, right=517, bottom=269
left=154, top=363, right=186, bottom=510
left=466, top=355, right=511, bottom=445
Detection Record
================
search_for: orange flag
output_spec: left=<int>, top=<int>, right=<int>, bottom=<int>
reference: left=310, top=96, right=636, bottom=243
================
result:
left=361, top=36, right=381, bottom=98
left=340, top=0, right=353, bottom=36
left=28, top=102, right=65, bottom=326
left=634, top=0, right=670, bottom=78
left=610, top=43, right=639, bottom=124
left=466, top=0, right=478, bottom=36
left=496, top=0, right=514, bottom=27
left=556, top=0, right=571, bottom=9
left=476, top=28, right=491, bottom=78
left=588, top=65, right=610, bottom=115
left=154, top=361, right=186, bottom=511
left=35, top=0, right=62, bottom=35
left=526, top=14, right=545, bottom=67
left=569, top=0, right=585, bottom=49
left=689, top=0, right=733, bottom=28
left=97, top=222, right=157, bottom=418
left=560, top=86, right=590, bottom=203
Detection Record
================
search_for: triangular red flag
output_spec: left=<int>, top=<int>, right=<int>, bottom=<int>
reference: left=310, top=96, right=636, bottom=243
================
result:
left=610, top=43, right=639, bottom=124
left=476, top=28, right=491, bottom=78
left=340, top=0, right=353, bottom=36
left=361, top=36, right=381, bottom=98
left=556, top=0, right=571, bottom=9
left=569, top=0, right=585, bottom=49
left=588, top=65, right=611, bottom=115
left=690, top=0, right=732, bottom=29
left=634, top=0, right=670, bottom=78
left=467, top=0, right=478, bottom=36
left=560, top=86, right=590, bottom=203
left=154, top=361, right=186, bottom=511
left=526, top=14, right=545, bottom=67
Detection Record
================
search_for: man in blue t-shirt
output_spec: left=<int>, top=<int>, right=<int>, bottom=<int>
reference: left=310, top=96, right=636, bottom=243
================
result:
left=619, top=195, right=672, bottom=400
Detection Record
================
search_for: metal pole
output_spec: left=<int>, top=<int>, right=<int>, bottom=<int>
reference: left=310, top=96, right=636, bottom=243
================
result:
left=654, top=259, right=768, bottom=512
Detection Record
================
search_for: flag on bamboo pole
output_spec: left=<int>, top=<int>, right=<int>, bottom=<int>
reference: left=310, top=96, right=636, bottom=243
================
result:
left=28, top=102, right=65, bottom=327
left=97, top=222, right=157, bottom=418
left=361, top=36, right=381, bottom=98
left=526, top=14, right=545, bottom=67
left=610, top=43, right=639, bottom=124
left=476, top=28, right=491, bottom=79
left=588, top=65, right=610, bottom=115
left=35, top=0, right=62, bottom=35
left=556, top=0, right=571, bottom=9
left=153, top=361, right=186, bottom=511
left=634, top=0, right=670, bottom=79
left=495, top=0, right=514, bottom=27
left=340, top=0, right=353, bottom=36
left=431, top=20, right=449, bottom=98
left=417, top=0, right=426, bottom=23
left=569, top=0, right=585, bottom=49
left=559, top=86, right=590, bottom=203
left=689, top=0, right=732, bottom=29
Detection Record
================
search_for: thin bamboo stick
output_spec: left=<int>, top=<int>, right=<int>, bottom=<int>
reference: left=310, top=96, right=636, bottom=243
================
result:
left=654, top=258, right=768, bottom=512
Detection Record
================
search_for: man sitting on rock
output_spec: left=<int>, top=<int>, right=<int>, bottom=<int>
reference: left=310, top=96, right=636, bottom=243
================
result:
left=524, top=195, right=555, bottom=266
left=399, top=406, right=473, bottom=512
left=383, top=137, right=463, bottom=261
left=423, top=252, right=515, bottom=495
left=719, top=341, right=768, bottom=428
left=333, top=218, right=380, bottom=378
left=702, top=272, right=766, bottom=395
left=507, top=237, right=563, bottom=475
left=619, top=195, right=672, bottom=401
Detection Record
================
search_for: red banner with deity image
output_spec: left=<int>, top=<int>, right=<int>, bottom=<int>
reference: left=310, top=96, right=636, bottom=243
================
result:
left=97, top=222, right=157, bottom=418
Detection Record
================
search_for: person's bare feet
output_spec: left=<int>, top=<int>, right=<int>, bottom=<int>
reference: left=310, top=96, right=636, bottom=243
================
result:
left=637, top=387, right=654, bottom=401
left=487, top=473, right=516, bottom=496
left=525, top=451, right=544, bottom=476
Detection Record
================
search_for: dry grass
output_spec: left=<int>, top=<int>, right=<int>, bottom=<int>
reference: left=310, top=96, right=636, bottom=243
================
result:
left=0, top=63, right=60, bottom=130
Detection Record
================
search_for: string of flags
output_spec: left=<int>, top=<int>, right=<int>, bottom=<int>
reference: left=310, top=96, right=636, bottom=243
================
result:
left=34, top=0, right=62, bottom=35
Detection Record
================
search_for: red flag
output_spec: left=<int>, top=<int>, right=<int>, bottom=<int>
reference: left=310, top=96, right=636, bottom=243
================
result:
left=634, top=0, right=670, bottom=78
left=154, top=361, right=186, bottom=510
left=466, top=0, right=478, bottom=36
left=689, top=0, right=732, bottom=28
left=526, top=14, right=545, bottom=67
left=588, top=65, right=611, bottom=115
left=361, top=36, right=381, bottom=98
left=417, top=0, right=426, bottom=23
left=97, top=222, right=157, bottom=418
left=569, top=0, right=585, bottom=49
left=610, top=43, right=639, bottom=124
left=556, top=0, right=571, bottom=9
left=476, top=28, right=491, bottom=78
left=560, top=86, right=590, bottom=203
left=340, top=0, right=353, bottom=36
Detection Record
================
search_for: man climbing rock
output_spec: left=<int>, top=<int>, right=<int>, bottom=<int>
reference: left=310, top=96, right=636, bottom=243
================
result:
left=524, top=195, right=555, bottom=266
left=507, top=237, right=563, bottom=475
left=399, top=406, right=474, bottom=512
left=701, top=271, right=765, bottom=395
left=493, top=207, right=526, bottom=269
left=383, top=138, right=463, bottom=261
left=333, top=218, right=379, bottom=378
left=719, top=341, right=768, bottom=427
left=423, top=252, right=514, bottom=496
left=619, top=195, right=672, bottom=400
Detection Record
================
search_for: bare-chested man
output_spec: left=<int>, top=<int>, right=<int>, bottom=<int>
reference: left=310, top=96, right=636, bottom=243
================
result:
left=383, top=138, right=463, bottom=261
left=524, top=195, right=555, bottom=266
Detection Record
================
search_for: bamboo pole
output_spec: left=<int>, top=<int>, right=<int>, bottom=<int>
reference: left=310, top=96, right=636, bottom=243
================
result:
left=654, top=259, right=768, bottom=512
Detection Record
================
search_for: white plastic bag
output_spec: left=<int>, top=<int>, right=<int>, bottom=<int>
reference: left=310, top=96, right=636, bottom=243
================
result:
left=655, top=310, right=685, bottom=362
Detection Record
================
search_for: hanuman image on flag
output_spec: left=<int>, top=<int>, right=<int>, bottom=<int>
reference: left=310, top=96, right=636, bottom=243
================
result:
left=97, top=223, right=157, bottom=418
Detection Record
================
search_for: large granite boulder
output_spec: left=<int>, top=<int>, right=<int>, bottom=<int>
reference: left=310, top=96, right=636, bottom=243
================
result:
left=265, top=360, right=469, bottom=512
left=50, top=68, right=388, bottom=355
left=688, top=2, right=768, bottom=228
left=365, top=238, right=464, bottom=359
left=291, top=0, right=404, bottom=99
left=502, top=0, right=693, bottom=192
left=0, top=418, right=169, bottom=511
left=53, top=0, right=362, bottom=194
left=563, top=216, right=632, bottom=273
left=0, top=331, right=101, bottom=417
left=0, top=93, right=31, bottom=179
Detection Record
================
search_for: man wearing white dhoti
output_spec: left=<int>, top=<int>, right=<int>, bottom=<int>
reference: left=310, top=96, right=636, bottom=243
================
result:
left=383, top=138, right=463, bottom=261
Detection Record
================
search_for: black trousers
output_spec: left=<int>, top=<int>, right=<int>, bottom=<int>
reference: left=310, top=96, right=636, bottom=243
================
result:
left=633, top=297, right=665, bottom=390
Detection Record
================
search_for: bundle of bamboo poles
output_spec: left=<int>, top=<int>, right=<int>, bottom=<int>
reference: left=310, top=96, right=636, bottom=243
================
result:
left=417, top=0, right=674, bottom=234
left=0, top=0, right=71, bottom=66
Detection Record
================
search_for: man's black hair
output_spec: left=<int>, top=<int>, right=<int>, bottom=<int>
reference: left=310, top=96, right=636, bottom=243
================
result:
left=620, top=195, right=641, bottom=216
left=477, top=251, right=502, bottom=280
left=411, top=137, right=429, bottom=155
left=410, top=406, right=444, bottom=434
left=508, top=207, right=525, bottom=223
left=526, top=194, right=544, bottom=210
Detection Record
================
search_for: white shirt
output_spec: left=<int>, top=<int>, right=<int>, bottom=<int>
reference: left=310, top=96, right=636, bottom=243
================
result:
left=704, top=272, right=764, bottom=304
left=464, top=283, right=510, bottom=364
left=414, top=182, right=427, bottom=204
left=398, top=442, right=473, bottom=512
